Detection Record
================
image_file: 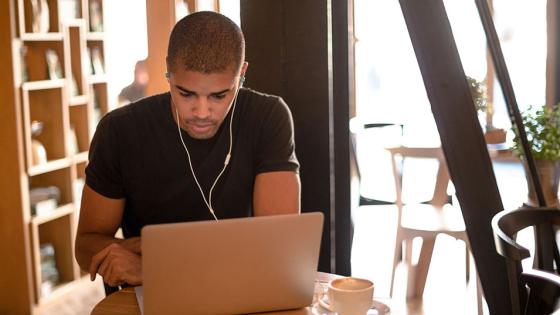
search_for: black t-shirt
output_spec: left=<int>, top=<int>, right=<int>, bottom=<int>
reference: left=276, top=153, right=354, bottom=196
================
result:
left=85, top=88, right=299, bottom=238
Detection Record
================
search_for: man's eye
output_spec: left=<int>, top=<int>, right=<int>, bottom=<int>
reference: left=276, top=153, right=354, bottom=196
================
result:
left=179, top=92, right=194, bottom=97
left=212, top=94, right=227, bottom=100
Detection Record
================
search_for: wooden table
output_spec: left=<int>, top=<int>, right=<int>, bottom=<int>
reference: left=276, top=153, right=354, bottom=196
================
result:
left=91, top=272, right=392, bottom=315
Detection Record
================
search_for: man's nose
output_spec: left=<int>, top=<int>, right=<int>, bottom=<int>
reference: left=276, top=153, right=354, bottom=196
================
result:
left=193, top=97, right=211, bottom=119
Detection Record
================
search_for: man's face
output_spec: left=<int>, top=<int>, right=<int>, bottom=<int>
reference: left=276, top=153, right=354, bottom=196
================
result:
left=168, top=65, right=245, bottom=139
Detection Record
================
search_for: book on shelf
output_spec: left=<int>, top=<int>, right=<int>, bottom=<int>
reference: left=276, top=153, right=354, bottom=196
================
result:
left=31, top=198, right=58, bottom=217
left=40, top=243, right=60, bottom=296
left=30, top=186, right=61, bottom=216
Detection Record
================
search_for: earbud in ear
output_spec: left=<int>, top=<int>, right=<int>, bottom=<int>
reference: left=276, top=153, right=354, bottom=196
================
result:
left=165, top=72, right=170, bottom=79
left=240, top=76, right=245, bottom=87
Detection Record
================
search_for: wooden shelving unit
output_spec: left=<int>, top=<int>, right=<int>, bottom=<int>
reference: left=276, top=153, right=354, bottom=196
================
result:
left=1, top=0, right=111, bottom=313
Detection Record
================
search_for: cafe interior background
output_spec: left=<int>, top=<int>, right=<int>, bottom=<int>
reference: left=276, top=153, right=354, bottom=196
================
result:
left=0, top=0, right=554, bottom=314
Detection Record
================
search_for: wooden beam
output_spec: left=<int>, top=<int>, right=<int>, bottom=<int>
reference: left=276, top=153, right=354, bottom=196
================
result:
left=0, top=1, right=35, bottom=314
left=240, top=0, right=352, bottom=274
left=398, top=0, right=511, bottom=313
left=331, top=0, right=353, bottom=276
left=145, top=0, right=176, bottom=95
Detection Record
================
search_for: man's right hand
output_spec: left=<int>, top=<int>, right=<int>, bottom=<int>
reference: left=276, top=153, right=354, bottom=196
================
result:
left=89, top=243, right=142, bottom=287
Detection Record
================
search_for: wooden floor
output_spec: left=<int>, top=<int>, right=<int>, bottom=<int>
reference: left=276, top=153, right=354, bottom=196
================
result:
left=351, top=204, right=486, bottom=315
left=36, top=278, right=105, bottom=315
left=350, top=156, right=527, bottom=315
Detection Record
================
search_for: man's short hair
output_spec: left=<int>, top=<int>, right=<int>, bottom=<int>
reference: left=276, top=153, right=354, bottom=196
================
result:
left=167, top=11, right=245, bottom=74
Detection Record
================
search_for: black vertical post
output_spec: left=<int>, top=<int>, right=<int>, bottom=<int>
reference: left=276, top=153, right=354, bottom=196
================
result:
left=475, top=0, right=546, bottom=208
left=240, top=0, right=352, bottom=275
left=399, top=0, right=511, bottom=313
left=475, top=0, right=555, bottom=272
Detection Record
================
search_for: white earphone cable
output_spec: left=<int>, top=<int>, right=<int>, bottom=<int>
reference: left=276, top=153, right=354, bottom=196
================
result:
left=173, top=79, right=242, bottom=221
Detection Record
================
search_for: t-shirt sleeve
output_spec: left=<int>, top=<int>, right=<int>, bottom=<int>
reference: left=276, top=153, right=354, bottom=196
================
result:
left=85, top=113, right=125, bottom=199
left=255, top=97, right=300, bottom=174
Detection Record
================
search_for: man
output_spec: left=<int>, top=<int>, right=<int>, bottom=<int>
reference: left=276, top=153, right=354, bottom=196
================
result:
left=75, top=11, right=300, bottom=288
left=118, top=59, right=148, bottom=105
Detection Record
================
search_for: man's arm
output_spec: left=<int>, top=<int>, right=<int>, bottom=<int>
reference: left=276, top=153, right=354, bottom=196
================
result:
left=253, top=171, right=301, bottom=216
left=75, top=184, right=141, bottom=286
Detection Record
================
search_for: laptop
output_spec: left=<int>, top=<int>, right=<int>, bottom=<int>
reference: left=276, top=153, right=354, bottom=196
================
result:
left=141, top=212, right=324, bottom=315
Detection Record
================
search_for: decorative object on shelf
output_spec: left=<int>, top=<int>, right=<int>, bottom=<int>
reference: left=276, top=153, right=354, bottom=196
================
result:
left=30, top=0, right=50, bottom=33
left=175, top=0, right=190, bottom=20
left=20, top=45, right=29, bottom=82
left=67, top=125, right=79, bottom=154
left=40, top=243, right=60, bottom=296
left=70, top=73, right=80, bottom=96
left=90, top=47, right=104, bottom=75
left=92, top=90, right=102, bottom=125
left=512, top=104, right=560, bottom=207
left=45, top=49, right=63, bottom=79
left=59, top=0, right=80, bottom=22
left=29, top=186, right=61, bottom=216
left=30, top=121, right=48, bottom=165
left=89, top=0, right=104, bottom=32
left=86, top=47, right=94, bottom=75
left=467, top=76, right=506, bottom=144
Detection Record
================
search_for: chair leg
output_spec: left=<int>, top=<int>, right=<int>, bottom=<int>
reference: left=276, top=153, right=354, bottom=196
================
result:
left=466, top=243, right=470, bottom=283
left=476, top=271, right=483, bottom=315
left=390, top=233, right=403, bottom=297
left=407, top=237, right=435, bottom=299
left=404, top=238, right=413, bottom=265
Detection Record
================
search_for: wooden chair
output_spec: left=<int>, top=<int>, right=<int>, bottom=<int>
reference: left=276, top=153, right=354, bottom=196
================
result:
left=492, top=207, right=560, bottom=315
left=521, top=269, right=560, bottom=315
left=349, top=119, right=403, bottom=207
left=386, top=146, right=472, bottom=300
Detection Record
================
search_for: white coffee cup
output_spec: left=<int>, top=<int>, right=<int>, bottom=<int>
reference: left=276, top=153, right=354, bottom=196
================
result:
left=322, top=277, right=374, bottom=315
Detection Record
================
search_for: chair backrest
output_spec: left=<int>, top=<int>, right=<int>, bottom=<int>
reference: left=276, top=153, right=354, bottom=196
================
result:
left=521, top=269, right=560, bottom=315
left=492, top=207, right=560, bottom=315
left=386, top=146, right=450, bottom=208
left=349, top=120, right=403, bottom=206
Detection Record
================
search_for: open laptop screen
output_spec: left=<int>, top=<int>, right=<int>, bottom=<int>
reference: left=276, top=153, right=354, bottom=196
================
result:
left=141, top=212, right=324, bottom=315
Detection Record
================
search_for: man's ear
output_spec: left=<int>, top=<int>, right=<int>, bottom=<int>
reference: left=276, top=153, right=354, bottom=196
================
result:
left=165, top=56, right=171, bottom=76
left=241, top=61, right=249, bottom=77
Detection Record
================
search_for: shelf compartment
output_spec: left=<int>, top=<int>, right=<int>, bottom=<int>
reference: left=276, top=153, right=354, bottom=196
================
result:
left=86, top=0, right=104, bottom=33
left=22, top=87, right=69, bottom=168
left=90, top=82, right=108, bottom=125
left=65, top=22, right=88, bottom=100
left=69, top=104, right=91, bottom=154
left=20, top=0, right=62, bottom=34
left=21, top=40, right=65, bottom=82
left=86, top=40, right=105, bottom=76
left=29, top=166, right=73, bottom=206
left=58, top=0, right=83, bottom=23
left=29, top=212, right=76, bottom=303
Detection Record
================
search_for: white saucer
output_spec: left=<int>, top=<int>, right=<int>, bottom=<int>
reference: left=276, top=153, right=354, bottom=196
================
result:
left=316, top=294, right=390, bottom=315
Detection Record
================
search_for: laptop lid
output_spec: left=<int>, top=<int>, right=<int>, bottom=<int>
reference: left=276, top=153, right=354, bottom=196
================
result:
left=141, top=212, right=324, bottom=315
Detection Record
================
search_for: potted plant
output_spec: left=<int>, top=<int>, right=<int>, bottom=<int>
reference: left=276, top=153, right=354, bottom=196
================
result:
left=466, top=76, right=506, bottom=143
left=512, top=104, right=560, bottom=207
